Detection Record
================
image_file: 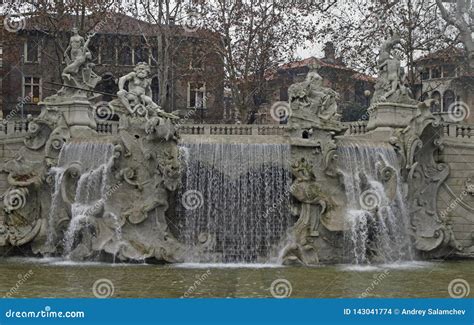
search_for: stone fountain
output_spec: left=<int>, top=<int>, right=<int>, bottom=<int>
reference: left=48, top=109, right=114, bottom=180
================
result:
left=0, top=30, right=185, bottom=262
left=0, top=30, right=470, bottom=264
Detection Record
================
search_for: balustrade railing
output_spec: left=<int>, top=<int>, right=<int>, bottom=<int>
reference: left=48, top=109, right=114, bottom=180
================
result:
left=343, top=121, right=369, bottom=135
left=442, top=123, right=473, bottom=139
left=178, top=124, right=288, bottom=136
left=0, top=117, right=473, bottom=141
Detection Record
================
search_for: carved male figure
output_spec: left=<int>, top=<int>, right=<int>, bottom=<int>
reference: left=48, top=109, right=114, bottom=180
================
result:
left=378, top=33, right=402, bottom=101
left=117, top=62, right=162, bottom=116
left=62, top=28, right=95, bottom=82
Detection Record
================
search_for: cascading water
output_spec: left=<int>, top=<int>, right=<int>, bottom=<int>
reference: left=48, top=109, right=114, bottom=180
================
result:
left=337, top=140, right=414, bottom=264
left=177, top=143, right=292, bottom=263
left=47, top=142, right=114, bottom=256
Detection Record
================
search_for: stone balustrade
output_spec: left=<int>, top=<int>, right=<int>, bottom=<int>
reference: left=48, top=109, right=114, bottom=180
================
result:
left=1, top=118, right=474, bottom=140
left=442, top=123, right=473, bottom=139
left=343, top=121, right=369, bottom=135
left=179, top=124, right=289, bottom=136
left=0, top=120, right=30, bottom=136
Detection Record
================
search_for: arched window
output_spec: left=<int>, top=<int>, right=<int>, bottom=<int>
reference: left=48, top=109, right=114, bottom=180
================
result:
left=119, top=46, right=132, bottom=65
left=443, top=90, right=455, bottom=112
left=430, top=91, right=441, bottom=113
left=151, top=77, right=160, bottom=104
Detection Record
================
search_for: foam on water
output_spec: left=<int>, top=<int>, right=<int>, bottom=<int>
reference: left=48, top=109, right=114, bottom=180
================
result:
left=339, top=261, right=434, bottom=272
left=175, top=263, right=284, bottom=269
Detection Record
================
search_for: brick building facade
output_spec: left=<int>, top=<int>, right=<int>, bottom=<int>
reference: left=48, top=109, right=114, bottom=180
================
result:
left=0, top=13, right=224, bottom=123
left=256, top=43, right=375, bottom=124
left=413, top=47, right=474, bottom=123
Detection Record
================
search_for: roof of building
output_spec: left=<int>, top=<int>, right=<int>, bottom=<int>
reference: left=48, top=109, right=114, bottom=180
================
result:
left=11, top=12, right=210, bottom=38
left=415, top=46, right=465, bottom=63
left=266, top=56, right=376, bottom=83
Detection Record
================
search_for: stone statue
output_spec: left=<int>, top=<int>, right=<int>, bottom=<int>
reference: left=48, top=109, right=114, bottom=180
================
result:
left=51, top=28, right=101, bottom=99
left=281, top=158, right=337, bottom=265
left=372, top=33, right=417, bottom=105
left=288, top=63, right=340, bottom=129
left=117, top=62, right=177, bottom=120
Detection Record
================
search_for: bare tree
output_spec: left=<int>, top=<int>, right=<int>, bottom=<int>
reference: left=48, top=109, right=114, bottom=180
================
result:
left=318, top=0, right=450, bottom=87
left=435, top=0, right=474, bottom=70
left=128, top=0, right=185, bottom=109
left=197, top=0, right=336, bottom=123
left=3, top=0, right=118, bottom=79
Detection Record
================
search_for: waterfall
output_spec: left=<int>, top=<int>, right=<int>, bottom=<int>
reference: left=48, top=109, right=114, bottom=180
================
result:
left=337, top=140, right=414, bottom=264
left=47, top=142, right=114, bottom=256
left=177, top=143, right=292, bottom=263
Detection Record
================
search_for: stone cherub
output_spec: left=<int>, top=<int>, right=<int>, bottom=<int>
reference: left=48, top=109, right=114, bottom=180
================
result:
left=117, top=62, right=178, bottom=120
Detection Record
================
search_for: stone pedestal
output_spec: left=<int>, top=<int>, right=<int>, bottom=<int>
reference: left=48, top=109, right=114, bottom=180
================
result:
left=367, top=102, right=418, bottom=131
left=41, top=99, right=97, bottom=138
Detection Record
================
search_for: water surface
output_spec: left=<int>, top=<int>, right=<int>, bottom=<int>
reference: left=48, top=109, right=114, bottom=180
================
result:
left=0, top=258, right=472, bottom=298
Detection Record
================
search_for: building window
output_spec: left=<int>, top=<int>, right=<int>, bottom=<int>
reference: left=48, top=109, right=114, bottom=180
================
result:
left=431, top=66, right=441, bottom=79
left=279, top=87, right=289, bottom=101
left=443, top=65, right=455, bottom=78
left=134, top=47, right=149, bottom=64
left=151, top=77, right=160, bottom=104
left=420, top=67, right=430, bottom=80
left=119, top=46, right=132, bottom=65
left=101, top=41, right=116, bottom=65
left=24, top=38, right=39, bottom=63
left=151, top=47, right=158, bottom=66
left=430, top=91, right=441, bottom=113
left=188, top=83, right=206, bottom=108
left=443, top=90, right=455, bottom=112
left=23, top=77, right=41, bottom=103
left=89, top=44, right=99, bottom=64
